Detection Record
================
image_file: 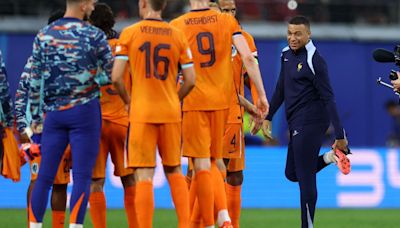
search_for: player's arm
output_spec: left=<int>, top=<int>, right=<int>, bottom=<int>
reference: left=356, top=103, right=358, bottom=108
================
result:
left=95, top=31, right=113, bottom=86
left=28, top=35, right=45, bottom=133
left=237, top=94, right=257, bottom=117
left=233, top=35, right=269, bottom=118
left=312, top=55, right=348, bottom=151
left=0, top=51, right=13, bottom=128
left=15, top=59, right=33, bottom=143
left=178, top=66, right=195, bottom=101
left=112, top=59, right=130, bottom=106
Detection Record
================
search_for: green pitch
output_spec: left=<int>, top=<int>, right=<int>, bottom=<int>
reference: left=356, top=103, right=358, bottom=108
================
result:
left=0, top=209, right=398, bottom=227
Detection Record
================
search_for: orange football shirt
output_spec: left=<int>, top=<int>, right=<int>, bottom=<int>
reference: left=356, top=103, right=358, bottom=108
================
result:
left=227, top=30, right=258, bottom=124
left=170, top=9, right=241, bottom=111
left=100, top=38, right=130, bottom=127
left=116, top=19, right=193, bottom=123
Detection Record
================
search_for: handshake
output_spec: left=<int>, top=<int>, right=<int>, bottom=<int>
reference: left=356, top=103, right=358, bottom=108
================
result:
left=237, top=95, right=272, bottom=140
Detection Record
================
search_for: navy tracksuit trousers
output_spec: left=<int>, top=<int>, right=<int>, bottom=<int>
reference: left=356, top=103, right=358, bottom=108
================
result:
left=285, top=123, right=330, bottom=228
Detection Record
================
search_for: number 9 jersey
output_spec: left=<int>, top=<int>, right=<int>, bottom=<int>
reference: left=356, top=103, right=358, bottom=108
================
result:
left=116, top=19, right=193, bottom=123
left=170, top=9, right=242, bottom=111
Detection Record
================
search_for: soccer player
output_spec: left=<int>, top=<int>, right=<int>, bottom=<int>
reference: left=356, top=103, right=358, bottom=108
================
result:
left=88, top=3, right=136, bottom=228
left=217, top=0, right=260, bottom=227
left=28, top=0, right=113, bottom=227
left=112, top=0, right=195, bottom=227
left=170, top=1, right=268, bottom=227
left=15, top=10, right=71, bottom=228
left=256, top=16, right=351, bottom=228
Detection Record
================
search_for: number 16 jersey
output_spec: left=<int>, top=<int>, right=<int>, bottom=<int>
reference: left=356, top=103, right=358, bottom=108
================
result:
left=170, top=9, right=241, bottom=111
left=116, top=19, right=193, bottom=123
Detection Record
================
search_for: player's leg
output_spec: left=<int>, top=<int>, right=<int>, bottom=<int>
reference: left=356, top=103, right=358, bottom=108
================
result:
left=127, top=122, right=158, bottom=228
left=89, top=120, right=109, bottom=228
left=210, top=110, right=232, bottom=227
left=182, top=111, right=214, bottom=227
left=51, top=184, right=67, bottom=228
left=108, top=121, right=137, bottom=228
left=68, top=99, right=102, bottom=226
left=29, top=114, right=69, bottom=227
left=51, top=147, right=71, bottom=228
left=120, top=174, right=137, bottom=228
left=223, top=124, right=245, bottom=228
left=26, top=154, right=40, bottom=226
left=292, top=123, right=329, bottom=228
left=160, top=122, right=190, bottom=228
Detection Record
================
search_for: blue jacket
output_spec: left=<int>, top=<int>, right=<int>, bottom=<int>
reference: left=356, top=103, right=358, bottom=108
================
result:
left=266, top=40, right=345, bottom=139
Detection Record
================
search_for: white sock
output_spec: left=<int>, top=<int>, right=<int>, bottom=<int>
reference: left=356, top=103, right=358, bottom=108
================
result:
left=323, top=150, right=336, bottom=164
left=69, top=224, right=83, bottom=228
left=217, top=209, right=231, bottom=227
left=29, top=222, right=43, bottom=228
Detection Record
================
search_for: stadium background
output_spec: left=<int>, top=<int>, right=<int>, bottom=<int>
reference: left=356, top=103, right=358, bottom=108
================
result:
left=0, top=0, right=400, bottom=227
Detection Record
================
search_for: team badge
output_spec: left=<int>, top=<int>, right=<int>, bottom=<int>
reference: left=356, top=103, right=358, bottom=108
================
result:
left=31, top=162, right=39, bottom=175
left=297, top=63, right=303, bottom=72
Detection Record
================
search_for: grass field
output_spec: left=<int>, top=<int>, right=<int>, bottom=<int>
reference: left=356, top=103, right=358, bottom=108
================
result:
left=0, top=209, right=399, bottom=227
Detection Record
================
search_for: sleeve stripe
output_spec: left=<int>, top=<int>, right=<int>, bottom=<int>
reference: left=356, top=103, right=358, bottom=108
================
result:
left=233, top=31, right=242, bottom=36
left=115, top=55, right=129, bottom=61
left=181, top=62, right=194, bottom=69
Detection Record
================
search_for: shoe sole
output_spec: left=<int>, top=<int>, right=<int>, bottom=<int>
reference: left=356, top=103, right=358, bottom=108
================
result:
left=335, top=149, right=351, bottom=175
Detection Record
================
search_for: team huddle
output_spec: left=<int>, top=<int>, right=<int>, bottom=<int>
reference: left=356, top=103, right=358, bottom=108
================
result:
left=0, top=0, right=352, bottom=228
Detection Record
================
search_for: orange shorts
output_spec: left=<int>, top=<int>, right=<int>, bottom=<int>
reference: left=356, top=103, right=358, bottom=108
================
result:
left=92, top=120, right=134, bottom=178
left=127, top=122, right=182, bottom=168
left=182, top=110, right=229, bottom=159
left=223, top=123, right=244, bottom=159
left=30, top=146, right=71, bottom=184
left=223, top=123, right=245, bottom=172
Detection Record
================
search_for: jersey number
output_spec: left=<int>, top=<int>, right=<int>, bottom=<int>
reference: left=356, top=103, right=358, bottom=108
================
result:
left=139, top=42, right=171, bottom=80
left=230, top=134, right=236, bottom=148
left=196, top=32, right=216, bottom=68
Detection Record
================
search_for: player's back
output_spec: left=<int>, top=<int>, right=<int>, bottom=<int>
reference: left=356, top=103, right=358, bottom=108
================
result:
left=117, top=19, right=192, bottom=123
left=100, top=38, right=129, bottom=126
left=33, top=17, right=112, bottom=111
left=171, top=9, right=241, bottom=111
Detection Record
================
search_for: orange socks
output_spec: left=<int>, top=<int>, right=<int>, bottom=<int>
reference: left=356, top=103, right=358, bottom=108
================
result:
left=135, top=181, right=154, bottom=228
left=124, top=186, right=138, bottom=228
left=89, top=192, right=106, bottom=228
left=211, top=162, right=231, bottom=226
left=52, top=211, right=65, bottom=228
left=168, top=173, right=190, bottom=228
left=194, top=170, right=214, bottom=226
left=226, top=184, right=242, bottom=228
left=211, top=162, right=228, bottom=213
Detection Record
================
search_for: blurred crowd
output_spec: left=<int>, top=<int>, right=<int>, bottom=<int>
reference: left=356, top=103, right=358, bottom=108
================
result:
left=0, top=0, right=399, bottom=24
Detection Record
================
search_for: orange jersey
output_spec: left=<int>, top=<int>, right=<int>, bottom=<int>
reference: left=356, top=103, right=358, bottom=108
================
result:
left=100, top=38, right=130, bottom=127
left=227, top=31, right=258, bottom=124
left=170, top=9, right=241, bottom=111
left=116, top=19, right=193, bottom=123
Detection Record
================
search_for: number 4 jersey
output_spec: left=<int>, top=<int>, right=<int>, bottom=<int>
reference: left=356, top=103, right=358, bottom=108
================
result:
left=116, top=18, right=193, bottom=123
left=170, top=9, right=242, bottom=111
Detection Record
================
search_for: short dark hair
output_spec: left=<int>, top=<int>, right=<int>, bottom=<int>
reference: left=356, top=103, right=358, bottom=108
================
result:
left=289, top=16, right=311, bottom=29
left=90, top=3, right=117, bottom=39
left=48, top=9, right=65, bottom=25
left=149, top=0, right=167, bottom=11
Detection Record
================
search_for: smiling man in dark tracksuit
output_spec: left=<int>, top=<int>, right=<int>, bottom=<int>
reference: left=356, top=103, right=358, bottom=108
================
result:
left=258, top=16, right=351, bottom=228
